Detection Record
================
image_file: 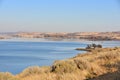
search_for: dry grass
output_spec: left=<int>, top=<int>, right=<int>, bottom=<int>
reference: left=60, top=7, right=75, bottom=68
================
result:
left=18, top=66, right=50, bottom=78
left=51, top=60, right=78, bottom=73
left=0, top=72, right=19, bottom=80
left=0, top=47, right=120, bottom=80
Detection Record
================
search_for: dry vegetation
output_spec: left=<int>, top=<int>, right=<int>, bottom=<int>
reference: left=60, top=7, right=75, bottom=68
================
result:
left=1, top=47, right=120, bottom=80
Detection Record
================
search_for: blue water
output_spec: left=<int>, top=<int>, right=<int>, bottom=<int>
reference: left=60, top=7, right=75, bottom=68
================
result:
left=0, top=39, right=120, bottom=74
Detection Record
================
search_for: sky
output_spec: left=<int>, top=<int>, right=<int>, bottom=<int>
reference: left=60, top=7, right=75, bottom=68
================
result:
left=0, top=0, right=120, bottom=32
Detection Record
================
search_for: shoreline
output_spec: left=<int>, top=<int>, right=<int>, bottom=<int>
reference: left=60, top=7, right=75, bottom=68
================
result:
left=0, top=47, right=120, bottom=80
left=0, top=37, right=120, bottom=42
left=0, top=31, right=120, bottom=41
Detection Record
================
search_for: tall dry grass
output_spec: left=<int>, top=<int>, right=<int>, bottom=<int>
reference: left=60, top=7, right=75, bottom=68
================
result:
left=0, top=72, right=19, bottom=80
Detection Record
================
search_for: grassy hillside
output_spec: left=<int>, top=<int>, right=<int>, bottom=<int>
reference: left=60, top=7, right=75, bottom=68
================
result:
left=0, top=47, right=120, bottom=80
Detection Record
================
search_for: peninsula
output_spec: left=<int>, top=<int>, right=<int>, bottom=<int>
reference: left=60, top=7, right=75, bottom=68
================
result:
left=0, top=47, right=120, bottom=80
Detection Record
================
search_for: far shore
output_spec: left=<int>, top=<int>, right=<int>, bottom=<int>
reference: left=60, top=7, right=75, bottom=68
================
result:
left=0, top=31, right=120, bottom=41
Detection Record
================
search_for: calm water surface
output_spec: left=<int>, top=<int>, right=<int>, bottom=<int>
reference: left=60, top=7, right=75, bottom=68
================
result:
left=0, top=38, right=120, bottom=74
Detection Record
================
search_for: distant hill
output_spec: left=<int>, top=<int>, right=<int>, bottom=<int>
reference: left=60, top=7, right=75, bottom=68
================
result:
left=0, top=31, right=120, bottom=40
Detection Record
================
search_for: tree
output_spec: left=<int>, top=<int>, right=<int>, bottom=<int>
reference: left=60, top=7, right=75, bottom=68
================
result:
left=92, top=44, right=97, bottom=49
left=86, top=44, right=102, bottom=49
left=86, top=44, right=91, bottom=49
left=97, top=44, right=102, bottom=48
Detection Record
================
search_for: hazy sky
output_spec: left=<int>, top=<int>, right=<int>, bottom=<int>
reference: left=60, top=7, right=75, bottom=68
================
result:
left=0, top=0, right=120, bottom=32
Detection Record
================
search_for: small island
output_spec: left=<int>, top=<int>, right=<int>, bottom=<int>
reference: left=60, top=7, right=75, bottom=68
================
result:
left=76, top=43, right=102, bottom=52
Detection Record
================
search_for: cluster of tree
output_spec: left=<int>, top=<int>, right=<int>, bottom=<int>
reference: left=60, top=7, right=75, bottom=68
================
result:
left=86, top=44, right=102, bottom=49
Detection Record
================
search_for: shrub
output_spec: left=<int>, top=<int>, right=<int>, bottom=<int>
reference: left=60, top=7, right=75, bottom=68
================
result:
left=74, top=58, right=90, bottom=70
left=98, top=52, right=120, bottom=60
left=18, top=66, right=50, bottom=78
left=51, top=60, right=78, bottom=73
left=97, top=44, right=102, bottom=48
left=74, top=58, right=104, bottom=79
